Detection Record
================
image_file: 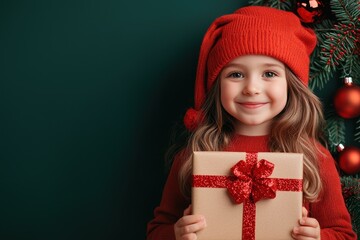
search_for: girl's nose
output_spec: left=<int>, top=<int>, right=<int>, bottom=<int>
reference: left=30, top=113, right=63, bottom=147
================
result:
left=242, top=78, right=261, bottom=95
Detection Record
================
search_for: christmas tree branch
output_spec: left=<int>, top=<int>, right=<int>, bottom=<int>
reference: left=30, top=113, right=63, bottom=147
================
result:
left=320, top=25, right=355, bottom=72
left=339, top=53, right=359, bottom=78
left=341, top=176, right=360, bottom=235
left=325, top=113, right=346, bottom=152
left=309, top=61, right=335, bottom=89
left=331, top=0, right=360, bottom=24
left=248, top=0, right=294, bottom=10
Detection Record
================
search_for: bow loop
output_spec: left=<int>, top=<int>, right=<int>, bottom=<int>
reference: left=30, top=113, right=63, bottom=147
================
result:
left=231, top=159, right=252, bottom=180
left=253, top=159, right=275, bottom=179
left=226, top=178, right=252, bottom=204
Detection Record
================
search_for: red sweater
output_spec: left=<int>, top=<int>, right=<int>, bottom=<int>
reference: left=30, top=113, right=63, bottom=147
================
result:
left=147, top=135, right=357, bottom=239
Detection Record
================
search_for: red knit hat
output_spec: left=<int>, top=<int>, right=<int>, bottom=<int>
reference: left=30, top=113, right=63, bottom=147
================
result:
left=184, top=6, right=317, bottom=131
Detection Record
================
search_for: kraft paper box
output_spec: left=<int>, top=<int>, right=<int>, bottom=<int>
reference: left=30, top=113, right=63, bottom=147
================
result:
left=192, top=151, right=303, bottom=240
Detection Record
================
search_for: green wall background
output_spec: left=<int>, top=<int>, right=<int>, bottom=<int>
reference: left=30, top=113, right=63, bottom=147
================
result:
left=0, top=1, right=248, bottom=239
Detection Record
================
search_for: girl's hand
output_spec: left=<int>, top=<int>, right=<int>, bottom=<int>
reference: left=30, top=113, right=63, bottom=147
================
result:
left=292, top=207, right=321, bottom=240
left=174, top=205, right=207, bottom=240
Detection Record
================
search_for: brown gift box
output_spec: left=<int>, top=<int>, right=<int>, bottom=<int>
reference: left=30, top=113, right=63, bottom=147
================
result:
left=192, top=151, right=303, bottom=240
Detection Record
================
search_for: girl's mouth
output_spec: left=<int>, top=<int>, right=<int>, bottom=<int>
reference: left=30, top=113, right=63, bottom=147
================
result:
left=238, top=102, right=267, bottom=109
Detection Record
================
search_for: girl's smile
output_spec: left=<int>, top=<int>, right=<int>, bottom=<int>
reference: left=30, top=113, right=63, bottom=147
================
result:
left=237, top=102, right=268, bottom=109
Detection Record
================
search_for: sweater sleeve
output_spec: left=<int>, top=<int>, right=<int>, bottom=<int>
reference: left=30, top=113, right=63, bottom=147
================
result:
left=309, top=144, right=357, bottom=240
left=146, top=153, right=190, bottom=240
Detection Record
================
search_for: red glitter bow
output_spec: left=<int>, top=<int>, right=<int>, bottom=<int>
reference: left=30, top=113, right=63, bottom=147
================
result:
left=227, top=159, right=277, bottom=204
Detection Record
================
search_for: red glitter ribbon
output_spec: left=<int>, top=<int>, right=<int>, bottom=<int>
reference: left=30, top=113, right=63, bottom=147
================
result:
left=192, top=152, right=302, bottom=240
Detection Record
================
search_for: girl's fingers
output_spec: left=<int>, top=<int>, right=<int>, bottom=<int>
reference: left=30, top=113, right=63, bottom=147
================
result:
left=302, top=207, right=308, bottom=218
left=175, top=215, right=205, bottom=228
left=292, top=217, right=320, bottom=239
left=291, top=209, right=320, bottom=239
left=174, top=215, right=206, bottom=240
left=293, top=226, right=318, bottom=238
left=291, top=231, right=315, bottom=240
left=180, top=233, right=197, bottom=240
left=178, top=218, right=206, bottom=236
left=183, top=205, right=192, bottom=216
left=175, top=206, right=206, bottom=240
left=299, top=217, right=320, bottom=228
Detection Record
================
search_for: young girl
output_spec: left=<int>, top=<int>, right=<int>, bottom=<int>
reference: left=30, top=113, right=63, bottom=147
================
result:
left=147, top=6, right=357, bottom=240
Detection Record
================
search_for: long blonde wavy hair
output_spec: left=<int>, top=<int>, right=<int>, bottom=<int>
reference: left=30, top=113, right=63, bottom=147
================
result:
left=173, top=67, right=326, bottom=202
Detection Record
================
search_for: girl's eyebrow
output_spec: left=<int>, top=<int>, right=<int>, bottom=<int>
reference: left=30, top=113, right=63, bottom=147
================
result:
left=262, top=63, right=285, bottom=69
left=223, top=63, right=246, bottom=69
left=223, top=63, right=285, bottom=69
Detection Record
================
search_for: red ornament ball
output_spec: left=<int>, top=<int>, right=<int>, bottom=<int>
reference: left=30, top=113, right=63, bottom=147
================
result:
left=338, top=146, right=360, bottom=175
left=334, top=79, right=360, bottom=119
left=296, top=0, right=324, bottom=23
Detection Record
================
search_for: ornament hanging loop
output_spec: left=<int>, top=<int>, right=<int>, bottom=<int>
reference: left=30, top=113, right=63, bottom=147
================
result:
left=337, top=143, right=345, bottom=152
left=344, top=77, right=353, bottom=86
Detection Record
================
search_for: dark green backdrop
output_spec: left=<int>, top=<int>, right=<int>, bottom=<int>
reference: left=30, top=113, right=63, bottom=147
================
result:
left=0, top=1, right=248, bottom=239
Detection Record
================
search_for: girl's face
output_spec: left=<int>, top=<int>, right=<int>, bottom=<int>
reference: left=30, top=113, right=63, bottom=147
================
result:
left=220, top=55, right=287, bottom=136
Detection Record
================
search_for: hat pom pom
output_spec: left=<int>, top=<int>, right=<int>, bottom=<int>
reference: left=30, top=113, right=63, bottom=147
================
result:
left=183, top=108, right=203, bottom=131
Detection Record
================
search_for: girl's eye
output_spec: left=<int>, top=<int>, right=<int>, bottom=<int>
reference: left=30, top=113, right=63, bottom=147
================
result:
left=228, top=72, right=244, bottom=78
left=263, top=71, right=277, bottom=78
